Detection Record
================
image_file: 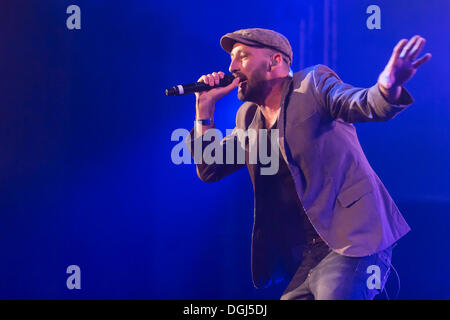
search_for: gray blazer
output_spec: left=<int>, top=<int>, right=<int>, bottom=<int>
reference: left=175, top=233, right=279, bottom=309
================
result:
left=186, top=65, right=413, bottom=288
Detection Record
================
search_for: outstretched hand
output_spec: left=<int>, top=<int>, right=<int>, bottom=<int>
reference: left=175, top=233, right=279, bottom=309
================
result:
left=378, top=35, right=431, bottom=102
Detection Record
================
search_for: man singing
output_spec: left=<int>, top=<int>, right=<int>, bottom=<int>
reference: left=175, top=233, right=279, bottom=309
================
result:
left=186, top=28, right=431, bottom=299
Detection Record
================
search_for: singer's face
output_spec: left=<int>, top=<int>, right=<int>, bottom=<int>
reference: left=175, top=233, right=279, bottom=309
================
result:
left=229, top=43, right=271, bottom=103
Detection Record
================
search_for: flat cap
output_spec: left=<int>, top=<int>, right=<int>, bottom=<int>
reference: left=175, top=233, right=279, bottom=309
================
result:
left=220, top=28, right=293, bottom=65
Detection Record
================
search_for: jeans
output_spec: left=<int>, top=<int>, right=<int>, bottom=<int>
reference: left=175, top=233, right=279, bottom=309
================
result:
left=280, top=242, right=392, bottom=300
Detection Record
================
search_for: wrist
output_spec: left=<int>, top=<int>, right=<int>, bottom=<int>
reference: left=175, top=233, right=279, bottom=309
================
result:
left=196, top=97, right=215, bottom=116
left=194, top=117, right=214, bottom=138
left=378, top=82, right=402, bottom=104
left=195, top=110, right=214, bottom=119
left=195, top=107, right=214, bottom=121
left=194, top=118, right=214, bottom=125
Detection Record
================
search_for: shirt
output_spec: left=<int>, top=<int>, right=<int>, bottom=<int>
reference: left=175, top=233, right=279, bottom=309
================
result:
left=257, top=115, right=320, bottom=280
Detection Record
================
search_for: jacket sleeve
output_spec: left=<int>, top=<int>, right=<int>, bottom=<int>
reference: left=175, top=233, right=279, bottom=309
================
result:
left=185, top=125, right=246, bottom=183
left=312, top=64, right=414, bottom=123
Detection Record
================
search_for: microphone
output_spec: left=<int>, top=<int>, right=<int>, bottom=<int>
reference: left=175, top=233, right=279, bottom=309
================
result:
left=165, top=74, right=236, bottom=96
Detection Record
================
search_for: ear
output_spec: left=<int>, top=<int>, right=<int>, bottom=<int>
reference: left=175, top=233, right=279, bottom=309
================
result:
left=269, top=53, right=282, bottom=70
left=267, top=57, right=277, bottom=72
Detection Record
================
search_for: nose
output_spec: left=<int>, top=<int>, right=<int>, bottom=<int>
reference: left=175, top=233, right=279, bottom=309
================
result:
left=229, top=57, right=239, bottom=74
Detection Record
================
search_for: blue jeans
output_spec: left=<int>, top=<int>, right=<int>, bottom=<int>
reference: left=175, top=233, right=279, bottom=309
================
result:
left=280, top=242, right=392, bottom=300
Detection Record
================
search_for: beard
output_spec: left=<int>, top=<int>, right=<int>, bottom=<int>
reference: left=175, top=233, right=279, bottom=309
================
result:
left=237, top=61, right=269, bottom=103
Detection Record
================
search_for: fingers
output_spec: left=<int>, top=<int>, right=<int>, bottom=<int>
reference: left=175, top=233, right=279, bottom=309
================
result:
left=196, top=72, right=239, bottom=101
left=412, top=53, right=432, bottom=68
left=227, top=76, right=240, bottom=89
left=399, top=35, right=420, bottom=59
left=396, top=35, right=431, bottom=68
left=214, top=76, right=239, bottom=93
left=409, top=37, right=426, bottom=60
left=394, top=35, right=431, bottom=69
left=212, top=77, right=240, bottom=100
left=392, top=39, right=408, bottom=60
left=388, top=39, right=408, bottom=68
left=198, top=71, right=225, bottom=86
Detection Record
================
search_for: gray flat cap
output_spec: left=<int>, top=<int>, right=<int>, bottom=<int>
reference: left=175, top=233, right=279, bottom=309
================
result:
left=220, top=28, right=293, bottom=65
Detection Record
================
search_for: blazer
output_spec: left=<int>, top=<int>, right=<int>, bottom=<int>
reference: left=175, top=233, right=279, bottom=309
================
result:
left=186, top=65, right=413, bottom=288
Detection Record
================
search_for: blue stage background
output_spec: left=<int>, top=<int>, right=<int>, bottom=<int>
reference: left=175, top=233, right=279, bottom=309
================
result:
left=0, top=0, right=449, bottom=299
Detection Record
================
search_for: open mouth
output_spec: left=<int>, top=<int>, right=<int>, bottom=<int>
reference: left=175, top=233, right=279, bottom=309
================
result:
left=238, top=79, right=248, bottom=89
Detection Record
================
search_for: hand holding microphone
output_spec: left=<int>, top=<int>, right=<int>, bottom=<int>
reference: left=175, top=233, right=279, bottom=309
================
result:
left=194, top=72, right=240, bottom=124
left=166, top=71, right=240, bottom=136
left=195, top=72, right=240, bottom=101
left=165, top=71, right=240, bottom=99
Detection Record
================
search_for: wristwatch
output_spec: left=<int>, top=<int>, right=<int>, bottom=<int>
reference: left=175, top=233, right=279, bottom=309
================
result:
left=194, top=118, right=214, bottom=125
